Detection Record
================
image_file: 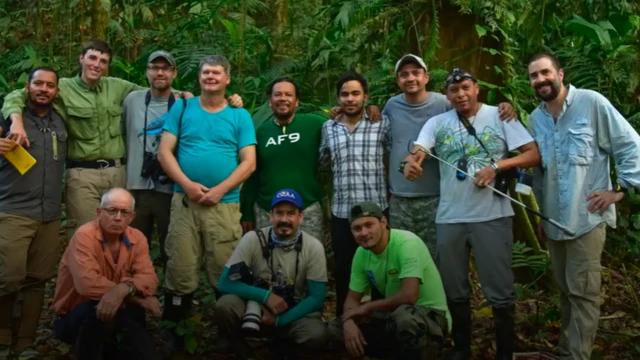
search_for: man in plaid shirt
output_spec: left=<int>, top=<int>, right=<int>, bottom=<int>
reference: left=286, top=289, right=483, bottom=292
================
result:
left=319, top=71, right=391, bottom=316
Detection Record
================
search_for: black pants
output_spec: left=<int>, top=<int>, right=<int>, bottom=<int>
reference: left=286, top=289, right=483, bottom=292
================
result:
left=331, top=209, right=389, bottom=316
left=55, top=301, right=160, bottom=360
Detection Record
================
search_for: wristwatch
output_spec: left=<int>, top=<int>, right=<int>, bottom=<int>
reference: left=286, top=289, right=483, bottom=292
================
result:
left=491, top=162, right=501, bottom=174
left=615, top=184, right=628, bottom=197
left=399, top=160, right=408, bottom=174
left=126, top=283, right=136, bottom=297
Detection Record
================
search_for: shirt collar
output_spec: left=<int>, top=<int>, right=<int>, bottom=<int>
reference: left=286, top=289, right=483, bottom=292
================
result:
left=331, top=111, right=369, bottom=126
left=538, top=84, right=576, bottom=113
left=93, top=221, right=133, bottom=249
left=74, top=74, right=102, bottom=92
left=25, top=101, right=53, bottom=119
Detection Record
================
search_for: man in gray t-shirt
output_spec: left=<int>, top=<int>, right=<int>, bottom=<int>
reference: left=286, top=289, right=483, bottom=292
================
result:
left=383, top=55, right=515, bottom=258
left=123, top=50, right=180, bottom=264
left=405, top=68, right=540, bottom=360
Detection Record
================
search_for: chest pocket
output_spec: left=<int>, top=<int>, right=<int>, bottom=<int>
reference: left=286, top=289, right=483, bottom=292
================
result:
left=567, top=126, right=594, bottom=165
left=66, top=107, right=96, bottom=140
left=106, top=107, right=123, bottom=138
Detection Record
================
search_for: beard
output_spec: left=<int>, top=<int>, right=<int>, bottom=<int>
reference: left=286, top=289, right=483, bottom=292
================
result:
left=534, top=79, right=561, bottom=101
left=152, top=80, right=171, bottom=91
left=274, top=109, right=294, bottom=120
left=342, top=105, right=364, bottom=117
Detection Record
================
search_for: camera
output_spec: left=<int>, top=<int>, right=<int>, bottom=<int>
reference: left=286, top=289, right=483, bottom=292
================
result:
left=493, top=168, right=518, bottom=194
left=228, top=262, right=271, bottom=334
left=272, top=283, right=299, bottom=309
left=141, top=151, right=171, bottom=185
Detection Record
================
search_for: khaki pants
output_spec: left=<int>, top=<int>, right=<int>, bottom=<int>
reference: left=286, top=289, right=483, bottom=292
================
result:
left=130, top=190, right=172, bottom=263
left=212, top=294, right=326, bottom=359
left=547, top=223, right=606, bottom=360
left=65, top=165, right=126, bottom=238
left=164, top=194, right=242, bottom=294
left=0, top=214, right=61, bottom=347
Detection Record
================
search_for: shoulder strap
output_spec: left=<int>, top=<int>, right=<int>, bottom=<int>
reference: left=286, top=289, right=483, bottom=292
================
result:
left=456, top=111, right=495, bottom=163
left=254, top=229, right=270, bottom=261
left=175, top=96, right=187, bottom=155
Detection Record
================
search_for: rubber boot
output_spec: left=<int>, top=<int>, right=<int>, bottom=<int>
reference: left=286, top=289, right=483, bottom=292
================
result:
left=493, top=305, right=515, bottom=360
left=15, top=286, right=45, bottom=353
left=448, top=301, right=471, bottom=360
left=161, top=293, right=193, bottom=359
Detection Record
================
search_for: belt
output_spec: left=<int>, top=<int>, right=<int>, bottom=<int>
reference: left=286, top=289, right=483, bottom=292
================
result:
left=67, top=159, right=121, bottom=169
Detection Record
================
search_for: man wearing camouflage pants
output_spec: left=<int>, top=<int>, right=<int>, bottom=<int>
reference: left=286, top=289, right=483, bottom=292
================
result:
left=386, top=54, right=515, bottom=257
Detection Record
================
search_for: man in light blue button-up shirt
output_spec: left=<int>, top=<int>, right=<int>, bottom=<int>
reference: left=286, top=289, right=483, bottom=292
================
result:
left=527, top=53, right=640, bottom=360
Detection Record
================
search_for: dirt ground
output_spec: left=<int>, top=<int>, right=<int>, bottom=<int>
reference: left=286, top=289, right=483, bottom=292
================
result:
left=15, top=233, right=640, bottom=360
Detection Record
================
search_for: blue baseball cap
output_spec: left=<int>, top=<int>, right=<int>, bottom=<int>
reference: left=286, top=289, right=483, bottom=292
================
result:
left=271, top=189, right=303, bottom=210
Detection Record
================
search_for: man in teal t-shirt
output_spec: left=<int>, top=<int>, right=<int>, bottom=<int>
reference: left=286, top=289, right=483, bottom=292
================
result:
left=240, top=78, right=326, bottom=242
left=328, top=202, right=450, bottom=360
left=158, top=55, right=257, bottom=357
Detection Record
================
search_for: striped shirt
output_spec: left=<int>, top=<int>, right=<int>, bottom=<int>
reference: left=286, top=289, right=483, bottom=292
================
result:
left=319, top=113, right=391, bottom=218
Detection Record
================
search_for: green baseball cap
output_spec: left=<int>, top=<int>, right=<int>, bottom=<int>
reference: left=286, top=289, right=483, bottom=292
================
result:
left=349, top=202, right=384, bottom=223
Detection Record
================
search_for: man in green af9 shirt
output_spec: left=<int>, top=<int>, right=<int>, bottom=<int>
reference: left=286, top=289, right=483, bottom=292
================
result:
left=329, top=202, right=450, bottom=360
left=241, top=78, right=326, bottom=241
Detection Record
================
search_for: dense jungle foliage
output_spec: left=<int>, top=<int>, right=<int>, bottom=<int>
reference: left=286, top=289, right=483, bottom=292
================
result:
left=1, top=0, right=640, bottom=358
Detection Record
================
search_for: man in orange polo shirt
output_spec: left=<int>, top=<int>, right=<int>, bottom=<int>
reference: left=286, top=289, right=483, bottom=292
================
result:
left=52, top=188, right=160, bottom=359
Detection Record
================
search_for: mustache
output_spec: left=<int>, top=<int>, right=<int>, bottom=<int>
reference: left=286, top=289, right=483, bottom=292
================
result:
left=276, top=222, right=293, bottom=229
left=535, top=80, right=554, bottom=90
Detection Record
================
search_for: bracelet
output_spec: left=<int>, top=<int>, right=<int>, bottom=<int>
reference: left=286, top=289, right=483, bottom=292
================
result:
left=491, top=162, right=501, bottom=174
left=399, top=161, right=408, bottom=174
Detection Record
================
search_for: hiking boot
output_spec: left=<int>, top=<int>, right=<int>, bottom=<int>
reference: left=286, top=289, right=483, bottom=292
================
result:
left=493, top=304, right=515, bottom=360
left=161, top=293, right=193, bottom=358
left=447, top=301, right=471, bottom=360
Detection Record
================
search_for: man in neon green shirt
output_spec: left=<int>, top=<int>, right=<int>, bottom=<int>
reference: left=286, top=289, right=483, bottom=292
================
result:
left=328, top=201, right=450, bottom=360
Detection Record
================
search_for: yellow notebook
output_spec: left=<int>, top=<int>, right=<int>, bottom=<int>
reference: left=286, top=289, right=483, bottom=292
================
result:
left=4, top=143, right=37, bottom=175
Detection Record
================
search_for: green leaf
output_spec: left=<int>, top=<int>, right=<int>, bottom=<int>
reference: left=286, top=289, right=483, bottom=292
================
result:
left=475, top=24, right=488, bottom=38
left=565, top=15, right=612, bottom=47
left=631, top=214, right=640, bottom=230
left=185, top=334, right=198, bottom=354
left=334, top=1, right=354, bottom=29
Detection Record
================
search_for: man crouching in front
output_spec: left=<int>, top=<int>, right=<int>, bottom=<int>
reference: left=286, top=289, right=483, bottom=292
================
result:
left=52, top=188, right=161, bottom=359
left=329, top=202, right=451, bottom=360
left=213, top=189, right=328, bottom=360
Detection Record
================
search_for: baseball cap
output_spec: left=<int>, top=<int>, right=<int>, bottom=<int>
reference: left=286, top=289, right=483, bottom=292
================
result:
left=148, top=50, right=176, bottom=68
left=395, top=54, right=428, bottom=74
left=271, top=189, right=303, bottom=210
left=349, top=202, right=384, bottom=223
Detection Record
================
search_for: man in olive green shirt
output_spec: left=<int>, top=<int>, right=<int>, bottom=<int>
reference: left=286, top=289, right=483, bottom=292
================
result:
left=2, top=39, right=146, bottom=237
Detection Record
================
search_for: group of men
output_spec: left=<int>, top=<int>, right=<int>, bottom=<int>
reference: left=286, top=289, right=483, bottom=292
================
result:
left=0, top=35, right=637, bottom=360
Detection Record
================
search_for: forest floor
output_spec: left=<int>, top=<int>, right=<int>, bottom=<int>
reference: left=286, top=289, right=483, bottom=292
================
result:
left=16, top=232, right=640, bottom=360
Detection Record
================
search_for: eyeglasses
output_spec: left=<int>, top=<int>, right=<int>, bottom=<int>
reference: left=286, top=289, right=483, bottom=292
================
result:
left=147, top=66, right=174, bottom=73
left=101, top=208, right=134, bottom=217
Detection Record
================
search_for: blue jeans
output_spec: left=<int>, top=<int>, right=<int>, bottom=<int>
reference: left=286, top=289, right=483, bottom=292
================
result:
left=55, top=301, right=159, bottom=360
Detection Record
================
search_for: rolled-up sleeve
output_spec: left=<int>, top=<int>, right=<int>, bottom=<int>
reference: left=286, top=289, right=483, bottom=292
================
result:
left=595, top=95, right=640, bottom=189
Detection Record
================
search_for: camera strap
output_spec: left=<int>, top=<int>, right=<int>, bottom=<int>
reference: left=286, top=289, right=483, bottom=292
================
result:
left=143, top=91, right=176, bottom=154
left=456, top=111, right=496, bottom=163
left=255, top=229, right=303, bottom=284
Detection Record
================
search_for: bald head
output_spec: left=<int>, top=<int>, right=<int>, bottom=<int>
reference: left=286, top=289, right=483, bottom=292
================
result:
left=100, top=188, right=135, bottom=212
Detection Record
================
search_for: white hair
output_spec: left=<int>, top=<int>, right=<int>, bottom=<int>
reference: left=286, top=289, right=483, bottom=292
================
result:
left=99, top=188, right=135, bottom=211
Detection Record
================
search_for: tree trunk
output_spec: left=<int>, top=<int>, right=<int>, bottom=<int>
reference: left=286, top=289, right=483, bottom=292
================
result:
left=91, top=0, right=108, bottom=40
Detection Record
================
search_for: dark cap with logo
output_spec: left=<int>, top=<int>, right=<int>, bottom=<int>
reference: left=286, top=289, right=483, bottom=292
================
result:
left=148, top=50, right=176, bottom=68
left=271, top=189, right=303, bottom=210
left=349, top=202, right=384, bottom=223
